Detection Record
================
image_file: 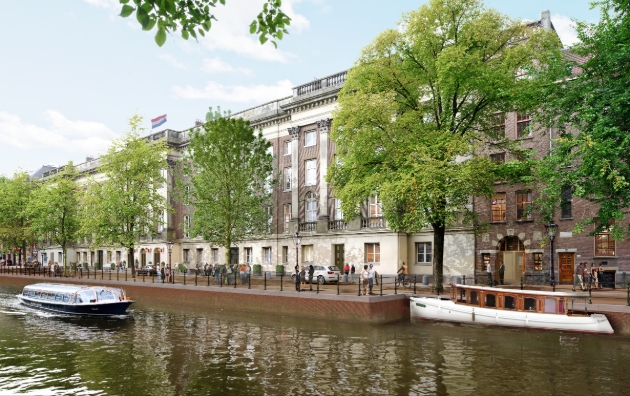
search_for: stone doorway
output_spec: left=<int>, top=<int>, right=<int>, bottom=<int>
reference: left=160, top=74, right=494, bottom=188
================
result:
left=334, top=244, right=344, bottom=272
left=497, top=236, right=525, bottom=284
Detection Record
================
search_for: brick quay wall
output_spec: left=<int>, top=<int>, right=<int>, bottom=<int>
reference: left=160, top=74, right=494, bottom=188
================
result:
left=0, top=275, right=410, bottom=325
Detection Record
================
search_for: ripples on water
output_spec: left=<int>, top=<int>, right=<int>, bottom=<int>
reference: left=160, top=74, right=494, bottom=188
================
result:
left=1, top=285, right=630, bottom=395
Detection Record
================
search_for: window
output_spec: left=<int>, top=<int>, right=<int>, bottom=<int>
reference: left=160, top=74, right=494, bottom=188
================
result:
left=595, top=227, right=615, bottom=257
left=524, top=297, right=537, bottom=311
left=416, top=242, right=432, bottom=263
left=305, top=192, right=317, bottom=222
left=212, top=248, right=219, bottom=263
left=107, top=251, right=112, bottom=263
left=544, top=298, right=557, bottom=314
left=504, top=296, right=516, bottom=309
left=183, top=249, right=189, bottom=263
left=490, top=153, right=505, bottom=165
left=196, top=248, right=203, bottom=263
left=284, top=204, right=292, bottom=232
left=516, top=191, right=532, bottom=220
left=282, top=246, right=288, bottom=263
left=284, top=168, right=292, bottom=191
left=561, top=187, right=572, bottom=219
left=305, top=159, right=317, bottom=186
left=284, top=140, right=291, bottom=156
left=469, top=291, right=479, bottom=305
left=263, top=247, right=272, bottom=263
left=491, top=193, right=506, bottom=222
left=302, top=245, right=314, bottom=262
left=533, top=253, right=543, bottom=271
left=365, top=243, right=380, bottom=263
left=517, top=113, right=531, bottom=138
left=305, top=130, right=317, bottom=147
left=184, top=215, right=191, bottom=238
left=245, top=248, right=252, bottom=263
left=492, top=113, right=505, bottom=138
left=369, top=195, right=382, bottom=217
left=484, top=294, right=496, bottom=308
left=333, top=198, right=343, bottom=220
left=265, top=206, right=273, bottom=227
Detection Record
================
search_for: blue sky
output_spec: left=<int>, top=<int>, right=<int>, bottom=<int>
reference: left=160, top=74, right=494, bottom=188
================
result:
left=0, top=0, right=599, bottom=176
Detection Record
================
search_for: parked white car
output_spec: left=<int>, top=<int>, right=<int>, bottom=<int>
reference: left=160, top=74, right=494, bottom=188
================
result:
left=291, top=265, right=341, bottom=285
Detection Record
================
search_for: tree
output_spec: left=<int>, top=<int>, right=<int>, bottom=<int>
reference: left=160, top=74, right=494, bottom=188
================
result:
left=328, top=0, right=561, bottom=292
left=182, top=117, right=275, bottom=266
left=119, top=0, right=291, bottom=47
left=534, top=0, right=630, bottom=238
left=81, top=114, right=169, bottom=277
left=28, top=163, right=82, bottom=275
left=0, top=172, right=35, bottom=265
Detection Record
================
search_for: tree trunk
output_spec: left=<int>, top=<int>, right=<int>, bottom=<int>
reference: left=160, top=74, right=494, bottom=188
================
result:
left=128, top=248, right=135, bottom=278
left=62, top=244, right=67, bottom=276
left=432, top=223, right=446, bottom=294
left=21, top=241, right=26, bottom=267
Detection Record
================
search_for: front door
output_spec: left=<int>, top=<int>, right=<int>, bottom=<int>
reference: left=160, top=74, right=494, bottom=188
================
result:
left=141, top=250, right=146, bottom=267
left=502, top=252, right=524, bottom=284
left=97, top=250, right=103, bottom=269
left=334, top=244, right=344, bottom=271
left=559, top=253, right=574, bottom=284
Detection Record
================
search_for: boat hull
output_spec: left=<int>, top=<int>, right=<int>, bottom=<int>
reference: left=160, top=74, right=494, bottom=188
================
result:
left=410, top=297, right=614, bottom=334
left=18, top=296, right=133, bottom=316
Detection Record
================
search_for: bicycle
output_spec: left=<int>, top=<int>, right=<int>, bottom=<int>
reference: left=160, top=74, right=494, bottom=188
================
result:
left=395, top=274, right=411, bottom=289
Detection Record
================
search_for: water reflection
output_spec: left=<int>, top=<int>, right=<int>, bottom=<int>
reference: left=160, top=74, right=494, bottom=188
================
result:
left=0, top=285, right=629, bottom=395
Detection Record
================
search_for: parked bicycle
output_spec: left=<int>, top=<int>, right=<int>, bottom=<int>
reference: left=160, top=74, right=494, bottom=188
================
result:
left=396, top=274, right=411, bottom=289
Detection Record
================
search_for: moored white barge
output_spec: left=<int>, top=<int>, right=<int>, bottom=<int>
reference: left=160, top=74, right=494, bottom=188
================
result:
left=410, top=284, right=613, bottom=334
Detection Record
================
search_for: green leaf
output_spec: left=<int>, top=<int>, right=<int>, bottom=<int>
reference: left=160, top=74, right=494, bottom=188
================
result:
left=181, top=29, right=189, bottom=40
left=202, top=20, right=212, bottom=31
left=136, top=7, right=149, bottom=27
left=155, top=28, right=167, bottom=47
left=120, top=4, right=134, bottom=18
left=259, top=34, right=268, bottom=45
left=249, top=21, right=257, bottom=34
left=276, top=30, right=283, bottom=40
left=143, top=17, right=156, bottom=31
left=271, top=40, right=277, bottom=49
left=119, top=0, right=130, bottom=4
left=198, top=28, right=205, bottom=37
left=219, top=0, right=226, bottom=4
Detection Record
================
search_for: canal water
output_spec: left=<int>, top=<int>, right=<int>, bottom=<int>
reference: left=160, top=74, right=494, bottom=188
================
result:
left=0, top=285, right=629, bottom=396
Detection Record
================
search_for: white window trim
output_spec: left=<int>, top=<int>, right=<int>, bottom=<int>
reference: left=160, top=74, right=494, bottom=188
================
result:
left=305, top=159, right=317, bottom=186
left=305, top=130, right=317, bottom=147
left=415, top=242, right=432, bottom=265
left=284, top=168, right=292, bottom=191
left=284, top=140, right=291, bottom=156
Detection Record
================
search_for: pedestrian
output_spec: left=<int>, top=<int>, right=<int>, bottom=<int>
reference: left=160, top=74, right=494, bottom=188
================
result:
left=165, top=267, right=171, bottom=283
left=591, top=263, right=598, bottom=289
left=350, top=264, right=356, bottom=282
left=308, top=264, right=314, bottom=291
left=486, top=261, right=493, bottom=286
left=583, top=264, right=591, bottom=289
left=499, top=262, right=505, bottom=285
left=397, top=262, right=408, bottom=284
left=214, top=264, right=220, bottom=284
left=598, top=262, right=604, bottom=289
left=573, top=262, right=584, bottom=291
left=240, top=263, right=247, bottom=284
left=368, top=264, right=375, bottom=295
left=300, top=265, right=306, bottom=291
left=294, top=264, right=300, bottom=292
left=343, top=263, right=350, bottom=280
left=157, top=266, right=162, bottom=282
left=361, top=265, right=369, bottom=296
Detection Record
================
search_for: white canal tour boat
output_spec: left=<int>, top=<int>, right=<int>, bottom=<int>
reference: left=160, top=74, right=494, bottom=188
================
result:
left=17, top=283, right=134, bottom=316
left=410, top=284, right=614, bottom=334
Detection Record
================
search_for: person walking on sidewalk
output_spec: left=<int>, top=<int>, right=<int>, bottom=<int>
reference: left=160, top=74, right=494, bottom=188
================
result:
left=361, top=265, right=369, bottom=296
left=350, top=264, right=356, bottom=283
left=300, top=266, right=306, bottom=291
left=295, top=264, right=300, bottom=292
left=343, top=263, right=350, bottom=281
left=573, top=262, right=584, bottom=291
left=308, top=265, right=314, bottom=291
left=368, top=264, right=375, bottom=295
left=486, top=261, right=493, bottom=286
left=499, top=262, right=505, bottom=285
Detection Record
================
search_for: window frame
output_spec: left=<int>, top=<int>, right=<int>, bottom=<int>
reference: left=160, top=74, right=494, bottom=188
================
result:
left=491, top=193, right=506, bottom=223
left=416, top=242, right=432, bottom=264
left=305, top=192, right=317, bottom=222
left=595, top=227, right=616, bottom=257
left=184, top=215, right=191, bottom=238
left=284, top=167, right=292, bottom=191
left=282, top=246, right=288, bottom=263
left=245, top=247, right=252, bottom=264
left=211, top=248, right=219, bottom=263
left=283, top=140, right=291, bottom=156
left=302, top=245, right=314, bottom=263
left=305, top=159, right=317, bottom=186
left=492, top=113, right=505, bottom=138
left=516, top=191, right=533, bottom=221
left=490, top=152, right=505, bottom=165
left=517, top=113, right=532, bottom=139
left=561, top=186, right=573, bottom=219
left=533, top=252, right=543, bottom=271
left=365, top=243, right=380, bottom=264
left=263, top=247, right=272, bottom=263
left=333, top=198, right=343, bottom=220
left=369, top=195, right=382, bottom=217
left=304, top=130, right=317, bottom=147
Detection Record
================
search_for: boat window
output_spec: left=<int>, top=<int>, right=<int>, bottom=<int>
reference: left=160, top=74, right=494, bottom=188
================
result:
left=78, top=290, right=97, bottom=303
left=62, top=295, right=69, bottom=303
left=558, top=299, right=565, bottom=314
left=544, top=298, right=557, bottom=314
left=468, top=291, right=479, bottom=305
left=457, top=288, right=465, bottom=303
left=484, top=294, right=496, bottom=308
left=29, top=291, right=36, bottom=297
left=98, top=290, right=117, bottom=302
left=55, top=294, right=62, bottom=301
left=504, top=296, right=516, bottom=310
left=47, top=293, right=54, bottom=301
left=524, top=297, right=537, bottom=311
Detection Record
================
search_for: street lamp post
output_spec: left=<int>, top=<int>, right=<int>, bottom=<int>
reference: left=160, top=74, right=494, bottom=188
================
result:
left=167, top=240, right=174, bottom=284
left=292, top=232, right=301, bottom=292
left=40, top=247, right=46, bottom=276
left=545, top=220, right=558, bottom=292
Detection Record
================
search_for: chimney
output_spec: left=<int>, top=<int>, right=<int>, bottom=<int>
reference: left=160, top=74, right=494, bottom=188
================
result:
left=541, top=10, right=552, bottom=30
left=86, top=156, right=95, bottom=162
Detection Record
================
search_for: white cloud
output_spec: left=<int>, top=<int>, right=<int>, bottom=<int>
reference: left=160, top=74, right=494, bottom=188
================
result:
left=0, top=111, right=116, bottom=154
left=158, top=53, right=187, bottom=69
left=173, top=80, right=293, bottom=103
left=201, top=58, right=252, bottom=75
left=552, top=14, right=580, bottom=47
left=83, top=0, right=118, bottom=9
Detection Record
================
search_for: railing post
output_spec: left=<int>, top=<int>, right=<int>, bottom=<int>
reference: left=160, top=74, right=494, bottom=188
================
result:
left=463, top=275, right=466, bottom=285
left=117, top=270, right=119, bottom=281
left=280, top=275, right=283, bottom=291
left=109, top=270, right=111, bottom=281
left=102, top=269, right=103, bottom=280
left=264, top=273, right=267, bottom=290
left=589, top=276, right=592, bottom=304
left=184, top=271, right=186, bottom=285
left=195, top=272, right=198, bottom=286
left=394, top=275, right=397, bottom=295
left=520, top=276, right=524, bottom=290
left=380, top=275, right=383, bottom=296
left=234, top=272, right=236, bottom=289
left=220, top=272, right=223, bottom=287
left=207, top=273, right=210, bottom=287
left=248, top=273, right=251, bottom=289
left=143, top=273, right=145, bottom=283
left=316, top=279, right=319, bottom=294
left=87, top=268, right=89, bottom=279
left=125, top=270, right=127, bottom=282
left=413, top=275, right=417, bottom=294
left=358, top=278, right=361, bottom=296
left=337, top=274, right=340, bottom=295
left=627, top=285, right=630, bottom=306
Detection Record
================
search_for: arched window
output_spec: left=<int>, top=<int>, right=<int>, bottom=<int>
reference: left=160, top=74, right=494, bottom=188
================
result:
left=305, top=192, right=317, bottom=222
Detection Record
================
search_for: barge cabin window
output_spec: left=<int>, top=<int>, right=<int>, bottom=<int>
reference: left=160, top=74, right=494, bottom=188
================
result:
left=504, top=296, right=516, bottom=310
left=469, top=291, right=479, bottom=305
left=484, top=294, right=496, bottom=308
left=524, top=297, right=537, bottom=311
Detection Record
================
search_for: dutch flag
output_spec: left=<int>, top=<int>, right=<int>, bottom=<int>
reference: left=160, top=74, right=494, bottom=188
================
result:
left=151, top=114, right=167, bottom=129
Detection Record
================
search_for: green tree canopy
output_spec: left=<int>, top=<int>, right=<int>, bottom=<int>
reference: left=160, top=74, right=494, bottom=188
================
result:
left=182, top=117, right=275, bottom=265
left=534, top=0, right=630, bottom=239
left=0, top=172, right=35, bottom=265
left=119, top=0, right=291, bottom=47
left=28, top=163, right=82, bottom=273
left=81, top=115, right=169, bottom=276
left=328, top=0, right=562, bottom=291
